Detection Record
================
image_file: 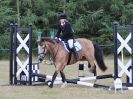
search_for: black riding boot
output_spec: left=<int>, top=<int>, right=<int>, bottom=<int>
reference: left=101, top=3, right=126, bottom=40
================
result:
left=71, top=47, right=79, bottom=61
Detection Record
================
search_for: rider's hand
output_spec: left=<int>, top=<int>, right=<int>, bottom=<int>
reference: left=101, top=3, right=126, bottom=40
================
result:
left=58, top=38, right=61, bottom=41
left=55, top=37, right=60, bottom=43
left=55, top=37, right=58, bottom=39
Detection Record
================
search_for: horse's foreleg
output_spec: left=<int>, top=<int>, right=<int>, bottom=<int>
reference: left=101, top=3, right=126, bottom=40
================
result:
left=49, top=71, right=58, bottom=88
left=49, top=62, right=64, bottom=88
left=60, top=71, right=66, bottom=82
left=60, top=71, right=67, bottom=88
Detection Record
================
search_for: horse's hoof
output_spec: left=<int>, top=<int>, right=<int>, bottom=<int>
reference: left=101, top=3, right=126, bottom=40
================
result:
left=47, top=80, right=51, bottom=85
left=89, top=68, right=94, bottom=73
left=47, top=81, right=53, bottom=88
left=61, top=81, right=67, bottom=88
left=49, top=84, right=53, bottom=88
left=89, top=66, right=96, bottom=73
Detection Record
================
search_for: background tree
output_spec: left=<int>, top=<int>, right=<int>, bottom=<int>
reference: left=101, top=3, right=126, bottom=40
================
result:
left=1, top=0, right=133, bottom=58
left=0, top=0, right=14, bottom=34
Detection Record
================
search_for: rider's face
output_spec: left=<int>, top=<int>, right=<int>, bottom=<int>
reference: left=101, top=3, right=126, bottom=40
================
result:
left=60, top=19, right=66, bottom=26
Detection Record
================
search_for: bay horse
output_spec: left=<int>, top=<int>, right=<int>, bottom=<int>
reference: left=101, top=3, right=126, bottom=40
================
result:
left=37, top=37, right=107, bottom=88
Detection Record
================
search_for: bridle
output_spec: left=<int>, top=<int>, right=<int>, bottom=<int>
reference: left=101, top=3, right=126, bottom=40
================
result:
left=38, top=42, right=46, bottom=63
left=39, top=39, right=59, bottom=62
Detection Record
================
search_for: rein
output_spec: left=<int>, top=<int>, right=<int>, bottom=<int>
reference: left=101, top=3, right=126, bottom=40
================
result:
left=50, top=40, right=59, bottom=60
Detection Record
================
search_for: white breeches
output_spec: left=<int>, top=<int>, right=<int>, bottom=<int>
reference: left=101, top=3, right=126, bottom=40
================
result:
left=67, top=39, right=74, bottom=49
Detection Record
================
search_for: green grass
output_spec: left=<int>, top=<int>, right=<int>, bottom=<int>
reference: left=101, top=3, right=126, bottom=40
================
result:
left=0, top=57, right=133, bottom=99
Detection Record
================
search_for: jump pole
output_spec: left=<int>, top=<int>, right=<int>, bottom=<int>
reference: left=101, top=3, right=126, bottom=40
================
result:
left=47, top=79, right=112, bottom=90
left=32, top=73, right=113, bottom=82
left=33, top=73, right=113, bottom=89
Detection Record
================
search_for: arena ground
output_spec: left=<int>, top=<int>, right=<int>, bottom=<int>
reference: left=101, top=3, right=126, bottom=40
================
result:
left=0, top=56, right=133, bottom=99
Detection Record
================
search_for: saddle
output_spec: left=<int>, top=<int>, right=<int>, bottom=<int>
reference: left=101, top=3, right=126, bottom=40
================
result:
left=63, top=40, right=82, bottom=62
left=55, top=39, right=81, bottom=63
left=62, top=40, right=82, bottom=52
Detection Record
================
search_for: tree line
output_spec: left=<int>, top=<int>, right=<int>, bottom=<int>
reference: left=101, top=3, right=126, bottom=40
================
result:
left=0, top=0, right=133, bottom=57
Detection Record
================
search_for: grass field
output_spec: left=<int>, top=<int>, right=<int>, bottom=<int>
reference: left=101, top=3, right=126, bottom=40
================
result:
left=0, top=57, right=133, bottom=99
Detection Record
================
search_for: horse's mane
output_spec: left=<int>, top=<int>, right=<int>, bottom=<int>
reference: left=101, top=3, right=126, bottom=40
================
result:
left=41, top=37, right=56, bottom=44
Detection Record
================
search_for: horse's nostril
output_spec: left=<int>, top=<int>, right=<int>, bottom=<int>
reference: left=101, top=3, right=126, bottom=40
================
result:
left=38, top=54, right=45, bottom=63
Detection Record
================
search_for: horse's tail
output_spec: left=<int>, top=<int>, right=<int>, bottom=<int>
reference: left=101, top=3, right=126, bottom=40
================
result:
left=94, top=43, right=107, bottom=71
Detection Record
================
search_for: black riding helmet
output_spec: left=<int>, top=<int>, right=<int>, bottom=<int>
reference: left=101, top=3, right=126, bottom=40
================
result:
left=58, top=13, right=68, bottom=20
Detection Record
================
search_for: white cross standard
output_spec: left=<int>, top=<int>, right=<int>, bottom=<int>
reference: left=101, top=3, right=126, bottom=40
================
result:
left=16, top=33, right=30, bottom=78
left=117, top=32, right=132, bottom=83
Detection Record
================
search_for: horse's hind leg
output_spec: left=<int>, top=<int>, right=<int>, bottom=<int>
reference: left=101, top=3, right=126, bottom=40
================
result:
left=93, top=64, right=97, bottom=83
left=60, top=71, right=67, bottom=88
left=88, top=63, right=97, bottom=83
left=85, top=51, right=96, bottom=75
left=88, top=63, right=97, bottom=76
left=93, top=64, right=97, bottom=76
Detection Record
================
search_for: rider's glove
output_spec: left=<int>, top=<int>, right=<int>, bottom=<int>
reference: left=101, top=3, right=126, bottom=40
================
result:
left=55, top=37, right=58, bottom=39
left=54, top=37, right=60, bottom=43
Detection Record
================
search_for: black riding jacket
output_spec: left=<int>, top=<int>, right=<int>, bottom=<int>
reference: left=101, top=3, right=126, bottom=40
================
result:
left=56, top=21, right=74, bottom=41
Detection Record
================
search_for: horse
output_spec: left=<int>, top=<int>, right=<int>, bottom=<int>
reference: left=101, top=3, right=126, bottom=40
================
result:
left=37, top=37, right=107, bottom=88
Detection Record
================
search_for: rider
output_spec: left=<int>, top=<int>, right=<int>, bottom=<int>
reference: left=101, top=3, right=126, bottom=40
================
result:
left=55, top=13, right=79, bottom=60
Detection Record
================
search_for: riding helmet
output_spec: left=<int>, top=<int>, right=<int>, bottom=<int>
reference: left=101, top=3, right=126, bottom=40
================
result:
left=58, top=13, right=68, bottom=20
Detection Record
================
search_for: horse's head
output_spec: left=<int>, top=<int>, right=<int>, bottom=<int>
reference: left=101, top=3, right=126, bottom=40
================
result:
left=37, top=37, right=57, bottom=63
left=37, top=38, right=48, bottom=63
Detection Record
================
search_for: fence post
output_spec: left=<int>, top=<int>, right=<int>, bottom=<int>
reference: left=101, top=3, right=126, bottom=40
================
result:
left=9, top=23, right=14, bottom=85
left=113, top=21, right=119, bottom=79
left=29, top=23, right=32, bottom=85
left=131, top=22, right=133, bottom=86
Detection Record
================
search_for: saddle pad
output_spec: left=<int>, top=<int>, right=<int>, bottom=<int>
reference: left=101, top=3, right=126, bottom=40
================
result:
left=62, top=40, right=82, bottom=52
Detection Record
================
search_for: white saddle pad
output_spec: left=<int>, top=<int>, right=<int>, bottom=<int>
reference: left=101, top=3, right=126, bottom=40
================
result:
left=62, top=40, right=82, bottom=52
